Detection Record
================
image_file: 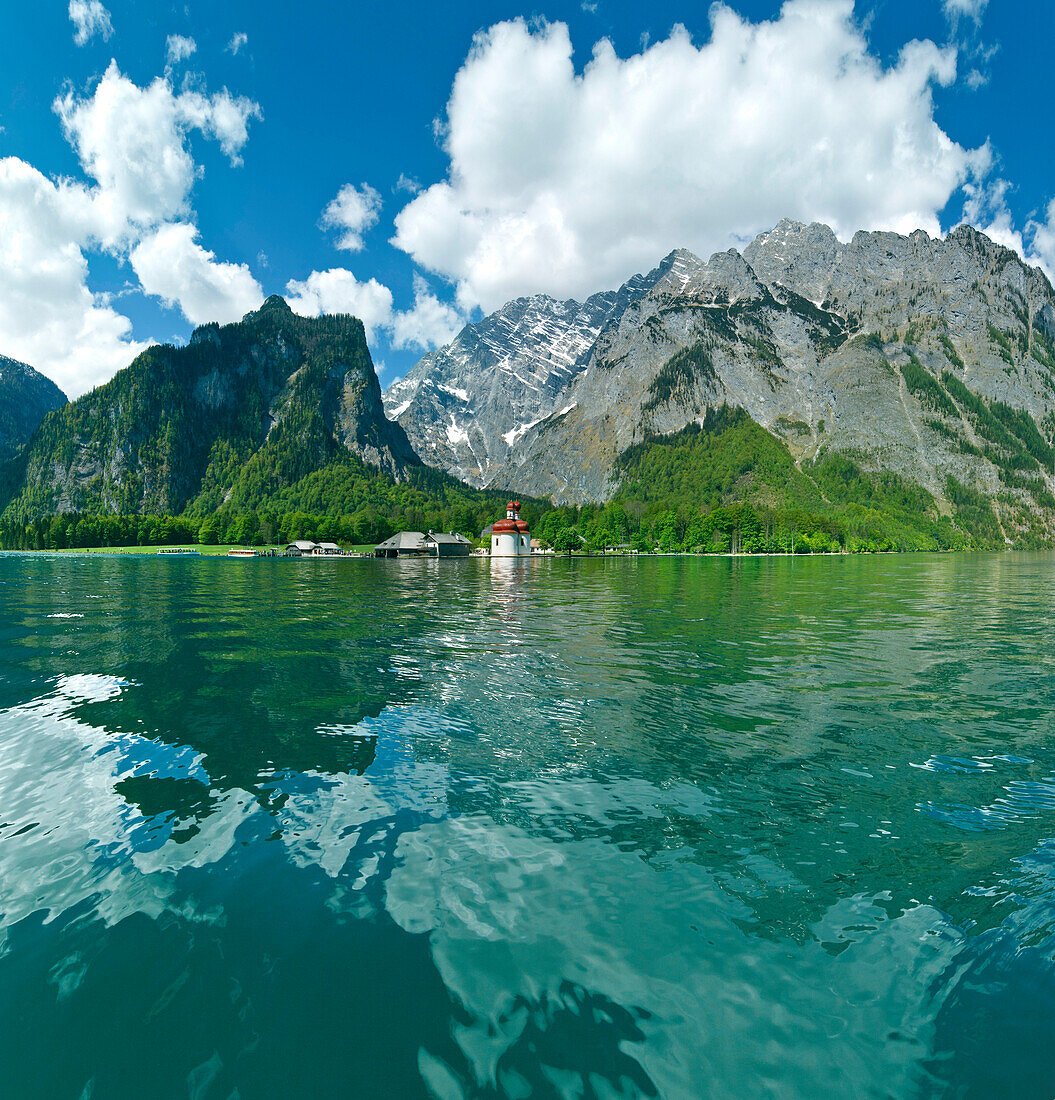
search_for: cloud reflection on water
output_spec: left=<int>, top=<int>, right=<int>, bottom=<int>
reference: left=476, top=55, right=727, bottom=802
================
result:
left=2, top=554, right=1055, bottom=1096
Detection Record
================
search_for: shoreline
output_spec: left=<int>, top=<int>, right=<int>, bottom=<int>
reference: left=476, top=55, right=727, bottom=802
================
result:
left=0, top=545, right=1028, bottom=560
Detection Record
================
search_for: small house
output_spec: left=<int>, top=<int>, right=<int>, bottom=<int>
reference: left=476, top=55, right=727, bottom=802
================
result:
left=285, top=540, right=318, bottom=556
left=314, top=542, right=343, bottom=555
left=425, top=532, right=472, bottom=557
left=374, top=531, right=428, bottom=558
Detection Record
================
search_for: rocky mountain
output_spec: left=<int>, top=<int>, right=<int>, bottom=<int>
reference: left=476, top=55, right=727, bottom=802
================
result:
left=2, top=296, right=420, bottom=519
left=0, top=354, right=67, bottom=464
left=382, top=252, right=699, bottom=486
left=392, top=221, right=1055, bottom=543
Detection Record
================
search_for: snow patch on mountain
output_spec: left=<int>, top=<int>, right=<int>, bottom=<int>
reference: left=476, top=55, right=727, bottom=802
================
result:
left=382, top=252, right=695, bottom=486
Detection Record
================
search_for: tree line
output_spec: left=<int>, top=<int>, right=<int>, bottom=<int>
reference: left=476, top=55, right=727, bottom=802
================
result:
left=0, top=405, right=1010, bottom=554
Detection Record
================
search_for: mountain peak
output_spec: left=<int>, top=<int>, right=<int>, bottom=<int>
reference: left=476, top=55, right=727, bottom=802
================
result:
left=746, top=219, right=839, bottom=255
left=743, top=220, right=842, bottom=303
left=2, top=309, right=419, bottom=519
left=239, top=295, right=294, bottom=323
left=258, top=294, right=293, bottom=315
left=770, top=217, right=809, bottom=235
left=660, top=247, right=703, bottom=266
left=642, top=248, right=705, bottom=298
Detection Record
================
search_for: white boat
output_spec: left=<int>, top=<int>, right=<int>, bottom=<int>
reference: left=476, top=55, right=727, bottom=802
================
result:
left=226, top=548, right=258, bottom=558
left=157, top=548, right=201, bottom=555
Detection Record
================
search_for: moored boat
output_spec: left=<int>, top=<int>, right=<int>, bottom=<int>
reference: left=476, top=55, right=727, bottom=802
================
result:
left=226, top=548, right=258, bottom=558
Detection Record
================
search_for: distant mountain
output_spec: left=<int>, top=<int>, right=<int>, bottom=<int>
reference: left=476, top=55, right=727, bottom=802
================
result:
left=389, top=221, right=1055, bottom=546
left=0, top=354, right=66, bottom=465
left=9, top=224, right=1055, bottom=552
left=382, top=252, right=699, bottom=486
left=1, top=296, right=420, bottom=519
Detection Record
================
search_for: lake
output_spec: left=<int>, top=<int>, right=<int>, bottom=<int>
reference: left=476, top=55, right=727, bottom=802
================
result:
left=1, top=551, right=1055, bottom=1098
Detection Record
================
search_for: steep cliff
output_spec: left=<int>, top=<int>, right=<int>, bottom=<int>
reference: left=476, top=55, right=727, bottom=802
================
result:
left=382, top=254, right=695, bottom=486
left=3, top=296, right=420, bottom=518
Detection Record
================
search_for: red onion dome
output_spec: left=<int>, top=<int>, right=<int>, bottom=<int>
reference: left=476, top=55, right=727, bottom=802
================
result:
left=513, top=519, right=530, bottom=533
left=492, top=518, right=520, bottom=534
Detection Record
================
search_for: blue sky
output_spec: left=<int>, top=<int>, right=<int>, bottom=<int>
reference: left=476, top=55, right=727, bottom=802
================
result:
left=0, top=0, right=1051, bottom=396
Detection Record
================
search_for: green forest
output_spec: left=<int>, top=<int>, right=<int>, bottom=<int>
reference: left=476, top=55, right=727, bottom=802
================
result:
left=0, top=457, right=543, bottom=550
left=532, top=406, right=1003, bottom=555
left=0, top=405, right=1015, bottom=554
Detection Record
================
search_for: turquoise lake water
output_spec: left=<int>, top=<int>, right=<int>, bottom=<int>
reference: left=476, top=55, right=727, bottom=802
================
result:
left=2, top=552, right=1055, bottom=1098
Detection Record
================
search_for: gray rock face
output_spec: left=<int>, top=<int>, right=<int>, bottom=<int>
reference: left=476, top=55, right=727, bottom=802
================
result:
left=330, top=350, right=420, bottom=479
left=382, top=255, right=687, bottom=486
left=742, top=219, right=843, bottom=303
left=396, top=220, right=1055, bottom=540
left=0, top=355, right=67, bottom=465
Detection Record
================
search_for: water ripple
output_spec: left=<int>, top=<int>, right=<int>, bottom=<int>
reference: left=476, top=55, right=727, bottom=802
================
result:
left=2, top=553, right=1055, bottom=1096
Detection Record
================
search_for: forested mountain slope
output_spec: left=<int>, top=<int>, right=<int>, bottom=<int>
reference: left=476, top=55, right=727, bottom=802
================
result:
left=1, top=296, right=420, bottom=520
left=0, top=354, right=67, bottom=465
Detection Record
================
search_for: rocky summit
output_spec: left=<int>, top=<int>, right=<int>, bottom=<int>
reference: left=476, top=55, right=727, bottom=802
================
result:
left=386, top=221, right=1055, bottom=542
left=382, top=254, right=692, bottom=486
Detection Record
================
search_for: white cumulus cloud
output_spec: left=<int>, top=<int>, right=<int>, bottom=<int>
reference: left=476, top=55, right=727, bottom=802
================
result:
left=0, top=159, right=148, bottom=396
left=390, top=275, right=464, bottom=351
left=322, top=183, right=382, bottom=252
left=69, top=0, right=113, bottom=46
left=227, top=32, right=248, bottom=55
left=130, top=222, right=263, bottom=325
left=285, top=268, right=464, bottom=352
left=165, top=35, right=197, bottom=67
left=55, top=61, right=260, bottom=244
left=285, top=269, right=395, bottom=341
left=0, top=63, right=262, bottom=395
left=392, top=3, right=988, bottom=313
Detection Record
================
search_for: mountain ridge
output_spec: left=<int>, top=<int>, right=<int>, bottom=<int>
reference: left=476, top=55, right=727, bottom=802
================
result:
left=381, top=249, right=692, bottom=486
left=4, top=222, right=1055, bottom=553
left=388, top=220, right=1055, bottom=545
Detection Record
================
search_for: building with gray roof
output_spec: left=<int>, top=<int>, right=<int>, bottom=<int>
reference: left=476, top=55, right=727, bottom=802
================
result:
left=425, top=532, right=472, bottom=557
left=374, top=531, right=473, bottom=558
left=374, top=531, right=428, bottom=557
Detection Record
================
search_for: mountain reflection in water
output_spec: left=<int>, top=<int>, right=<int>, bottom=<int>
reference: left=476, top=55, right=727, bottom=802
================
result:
left=1, top=552, right=1055, bottom=1097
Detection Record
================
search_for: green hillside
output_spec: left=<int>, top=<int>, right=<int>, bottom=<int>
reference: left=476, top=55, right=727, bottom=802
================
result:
left=0, top=296, right=418, bottom=521
left=0, top=455, right=549, bottom=550
left=533, top=406, right=1009, bottom=553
